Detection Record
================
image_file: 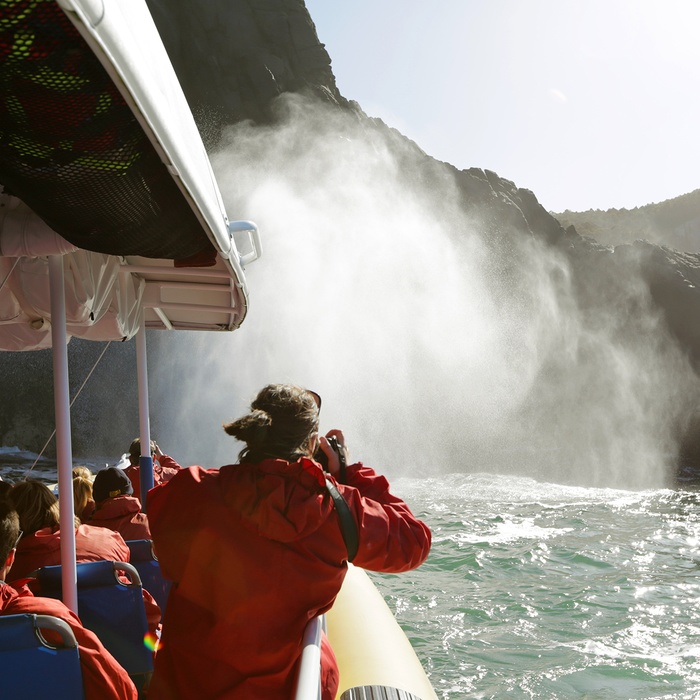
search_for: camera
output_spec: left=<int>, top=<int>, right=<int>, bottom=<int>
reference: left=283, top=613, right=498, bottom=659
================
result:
left=315, top=435, right=342, bottom=471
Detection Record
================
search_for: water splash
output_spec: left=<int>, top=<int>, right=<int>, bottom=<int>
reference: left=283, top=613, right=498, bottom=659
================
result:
left=150, top=95, right=699, bottom=489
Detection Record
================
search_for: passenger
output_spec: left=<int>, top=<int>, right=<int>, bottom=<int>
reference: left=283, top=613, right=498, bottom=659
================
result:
left=6, top=479, right=162, bottom=637
left=72, top=466, right=95, bottom=522
left=7, top=479, right=130, bottom=581
left=0, top=499, right=138, bottom=699
left=72, top=466, right=93, bottom=480
left=125, top=438, right=181, bottom=504
left=90, top=467, right=151, bottom=541
left=147, top=384, right=432, bottom=700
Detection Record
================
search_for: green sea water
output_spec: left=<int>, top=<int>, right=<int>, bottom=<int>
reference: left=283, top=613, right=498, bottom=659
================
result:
left=378, top=474, right=700, bottom=700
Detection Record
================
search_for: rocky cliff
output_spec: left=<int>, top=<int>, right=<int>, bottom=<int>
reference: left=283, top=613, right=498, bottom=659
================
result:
left=146, top=0, right=349, bottom=132
left=555, top=189, right=700, bottom=252
left=2, top=0, right=700, bottom=484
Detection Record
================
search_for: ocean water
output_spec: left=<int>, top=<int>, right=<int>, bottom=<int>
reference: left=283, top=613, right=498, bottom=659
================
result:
left=5, top=449, right=699, bottom=699
left=380, top=474, right=700, bottom=700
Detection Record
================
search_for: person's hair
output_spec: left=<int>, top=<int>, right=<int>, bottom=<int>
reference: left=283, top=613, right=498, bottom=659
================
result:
left=129, top=438, right=156, bottom=466
left=0, top=480, right=12, bottom=500
left=0, top=499, right=20, bottom=567
left=72, top=466, right=93, bottom=480
left=9, top=479, right=62, bottom=534
left=73, top=475, right=93, bottom=521
left=224, top=384, right=320, bottom=463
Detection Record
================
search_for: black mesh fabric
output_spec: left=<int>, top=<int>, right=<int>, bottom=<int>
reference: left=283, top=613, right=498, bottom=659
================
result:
left=0, top=0, right=216, bottom=261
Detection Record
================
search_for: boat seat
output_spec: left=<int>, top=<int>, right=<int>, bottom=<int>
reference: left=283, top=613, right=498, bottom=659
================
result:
left=0, top=613, right=85, bottom=700
left=125, top=539, right=172, bottom=613
left=33, top=560, right=153, bottom=687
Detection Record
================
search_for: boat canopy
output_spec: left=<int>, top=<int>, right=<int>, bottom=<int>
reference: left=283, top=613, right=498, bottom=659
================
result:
left=0, top=0, right=261, bottom=350
left=0, top=0, right=261, bottom=614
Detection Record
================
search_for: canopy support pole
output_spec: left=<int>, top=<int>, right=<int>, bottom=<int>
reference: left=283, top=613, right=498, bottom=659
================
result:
left=48, top=254, right=78, bottom=614
left=136, top=318, right=154, bottom=511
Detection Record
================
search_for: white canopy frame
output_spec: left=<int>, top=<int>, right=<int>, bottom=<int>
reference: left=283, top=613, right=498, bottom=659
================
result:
left=49, top=254, right=79, bottom=613
left=136, top=320, right=155, bottom=508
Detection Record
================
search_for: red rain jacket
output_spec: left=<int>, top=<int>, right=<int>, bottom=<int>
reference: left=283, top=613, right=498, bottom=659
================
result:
left=147, top=458, right=431, bottom=700
left=125, top=453, right=181, bottom=504
left=8, top=524, right=161, bottom=636
left=89, top=495, right=151, bottom=541
left=0, top=581, right=137, bottom=699
left=9, top=523, right=130, bottom=581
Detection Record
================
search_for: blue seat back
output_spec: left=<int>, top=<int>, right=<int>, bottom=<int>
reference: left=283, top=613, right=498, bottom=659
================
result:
left=0, top=613, right=85, bottom=699
left=35, top=560, right=153, bottom=676
left=126, top=539, right=172, bottom=613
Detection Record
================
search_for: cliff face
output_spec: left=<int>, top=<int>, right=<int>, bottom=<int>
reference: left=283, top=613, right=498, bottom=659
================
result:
left=146, top=0, right=349, bottom=138
left=144, top=0, right=700, bottom=365
left=555, top=190, right=700, bottom=252
left=3, top=0, right=700, bottom=484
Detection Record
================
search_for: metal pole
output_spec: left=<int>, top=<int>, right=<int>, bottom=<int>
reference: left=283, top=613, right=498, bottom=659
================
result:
left=136, top=319, right=154, bottom=510
left=293, top=616, right=323, bottom=700
left=48, top=254, right=78, bottom=613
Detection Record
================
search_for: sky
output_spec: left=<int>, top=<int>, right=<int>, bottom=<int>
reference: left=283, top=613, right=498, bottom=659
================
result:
left=303, top=0, right=700, bottom=213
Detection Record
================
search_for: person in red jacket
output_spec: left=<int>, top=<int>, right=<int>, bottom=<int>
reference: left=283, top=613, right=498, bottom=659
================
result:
left=89, top=467, right=151, bottom=541
left=7, top=480, right=162, bottom=637
left=147, top=384, right=432, bottom=700
left=0, top=499, right=138, bottom=700
left=7, top=479, right=132, bottom=581
left=125, top=439, right=181, bottom=504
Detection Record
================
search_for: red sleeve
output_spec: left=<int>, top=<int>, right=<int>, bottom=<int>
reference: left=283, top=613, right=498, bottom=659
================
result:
left=337, top=464, right=431, bottom=573
left=9, top=597, right=137, bottom=700
left=155, top=454, right=183, bottom=484
left=157, top=454, right=182, bottom=471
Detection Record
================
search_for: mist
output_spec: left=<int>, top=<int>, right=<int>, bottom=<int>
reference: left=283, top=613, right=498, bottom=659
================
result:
left=149, top=95, right=700, bottom=489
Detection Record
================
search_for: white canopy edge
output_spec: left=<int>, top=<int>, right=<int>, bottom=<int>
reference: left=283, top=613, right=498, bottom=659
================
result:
left=55, top=0, right=260, bottom=324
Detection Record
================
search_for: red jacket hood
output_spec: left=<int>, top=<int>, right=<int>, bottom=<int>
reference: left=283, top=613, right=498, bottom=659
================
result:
left=0, top=581, right=21, bottom=610
left=92, top=495, right=142, bottom=519
left=8, top=524, right=130, bottom=581
left=0, top=580, right=34, bottom=611
left=218, top=457, right=331, bottom=544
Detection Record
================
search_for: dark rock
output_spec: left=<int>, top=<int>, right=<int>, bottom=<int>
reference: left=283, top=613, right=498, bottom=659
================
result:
left=146, top=0, right=346, bottom=133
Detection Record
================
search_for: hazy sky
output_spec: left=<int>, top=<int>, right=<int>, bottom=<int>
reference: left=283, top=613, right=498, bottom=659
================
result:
left=304, top=0, right=700, bottom=213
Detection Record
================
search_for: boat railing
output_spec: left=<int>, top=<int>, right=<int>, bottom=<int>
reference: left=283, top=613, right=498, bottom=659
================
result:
left=293, top=614, right=324, bottom=700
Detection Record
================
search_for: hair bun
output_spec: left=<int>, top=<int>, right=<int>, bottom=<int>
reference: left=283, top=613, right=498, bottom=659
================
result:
left=225, top=384, right=320, bottom=462
left=223, top=408, right=272, bottom=442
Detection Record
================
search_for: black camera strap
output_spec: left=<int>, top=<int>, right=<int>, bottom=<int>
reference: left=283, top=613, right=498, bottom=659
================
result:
left=325, top=478, right=358, bottom=562
left=337, top=440, right=347, bottom=484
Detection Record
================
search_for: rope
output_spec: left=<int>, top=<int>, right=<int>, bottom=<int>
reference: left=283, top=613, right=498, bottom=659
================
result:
left=0, top=257, right=20, bottom=295
left=25, top=340, right=113, bottom=477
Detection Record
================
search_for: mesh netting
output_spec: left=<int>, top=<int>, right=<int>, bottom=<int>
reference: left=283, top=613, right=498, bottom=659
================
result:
left=0, top=0, right=216, bottom=261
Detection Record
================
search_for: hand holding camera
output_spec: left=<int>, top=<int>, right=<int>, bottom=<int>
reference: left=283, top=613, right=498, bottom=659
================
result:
left=315, top=431, right=348, bottom=482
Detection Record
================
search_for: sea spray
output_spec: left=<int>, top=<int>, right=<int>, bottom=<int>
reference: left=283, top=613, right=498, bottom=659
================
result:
left=148, top=95, right=699, bottom=489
